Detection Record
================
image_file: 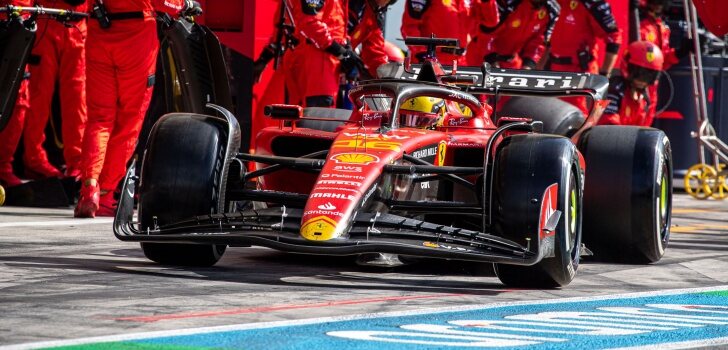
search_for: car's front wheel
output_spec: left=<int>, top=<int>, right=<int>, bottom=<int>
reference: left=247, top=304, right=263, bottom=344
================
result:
left=138, top=113, right=230, bottom=267
left=491, top=134, right=583, bottom=288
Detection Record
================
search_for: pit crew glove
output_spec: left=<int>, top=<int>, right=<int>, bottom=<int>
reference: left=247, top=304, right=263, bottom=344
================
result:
left=182, top=0, right=203, bottom=17
left=326, top=42, right=365, bottom=81
left=253, top=43, right=278, bottom=83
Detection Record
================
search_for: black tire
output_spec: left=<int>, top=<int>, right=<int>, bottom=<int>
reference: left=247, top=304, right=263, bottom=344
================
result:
left=296, top=107, right=352, bottom=132
left=579, top=126, right=672, bottom=264
left=499, top=96, right=585, bottom=137
left=492, top=134, right=583, bottom=288
left=139, top=113, right=228, bottom=267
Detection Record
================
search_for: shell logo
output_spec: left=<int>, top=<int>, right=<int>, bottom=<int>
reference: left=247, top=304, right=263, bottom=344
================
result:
left=511, top=19, right=521, bottom=28
left=570, top=0, right=578, bottom=10
left=301, top=216, right=338, bottom=241
left=331, top=153, right=379, bottom=165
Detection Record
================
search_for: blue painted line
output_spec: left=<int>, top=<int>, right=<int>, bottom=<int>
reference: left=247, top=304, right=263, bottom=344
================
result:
left=133, top=290, right=728, bottom=349
left=5, top=286, right=728, bottom=350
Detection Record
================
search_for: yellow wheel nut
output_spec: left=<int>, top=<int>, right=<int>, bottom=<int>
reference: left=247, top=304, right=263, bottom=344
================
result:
left=684, top=164, right=717, bottom=200
left=0, top=185, right=5, bottom=206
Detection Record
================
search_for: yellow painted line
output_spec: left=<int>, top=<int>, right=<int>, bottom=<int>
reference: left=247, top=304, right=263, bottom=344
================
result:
left=671, top=223, right=728, bottom=234
left=672, top=208, right=715, bottom=214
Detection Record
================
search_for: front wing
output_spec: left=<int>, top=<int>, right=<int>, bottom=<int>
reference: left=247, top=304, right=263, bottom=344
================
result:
left=114, top=168, right=540, bottom=266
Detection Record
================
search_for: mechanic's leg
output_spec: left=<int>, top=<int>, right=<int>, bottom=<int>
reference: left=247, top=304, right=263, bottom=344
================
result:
left=0, top=78, right=29, bottom=188
left=301, top=47, right=339, bottom=108
left=22, top=21, right=63, bottom=179
left=75, top=30, right=116, bottom=218
left=58, top=21, right=87, bottom=179
left=282, top=49, right=304, bottom=106
left=96, top=20, right=158, bottom=217
left=253, top=67, right=286, bottom=150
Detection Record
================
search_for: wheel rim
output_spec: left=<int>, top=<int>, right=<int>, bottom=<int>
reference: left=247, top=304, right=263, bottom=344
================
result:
left=656, top=158, right=671, bottom=247
left=570, top=188, right=577, bottom=234
left=565, top=170, right=578, bottom=255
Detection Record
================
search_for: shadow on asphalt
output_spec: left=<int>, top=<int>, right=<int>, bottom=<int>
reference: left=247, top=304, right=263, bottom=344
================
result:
left=0, top=247, right=508, bottom=296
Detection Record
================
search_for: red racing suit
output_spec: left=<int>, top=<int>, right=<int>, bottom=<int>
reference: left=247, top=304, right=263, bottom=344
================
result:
left=23, top=0, right=87, bottom=176
left=0, top=0, right=33, bottom=186
left=348, top=0, right=388, bottom=77
left=80, top=0, right=186, bottom=193
left=548, top=0, right=622, bottom=74
left=282, top=0, right=346, bottom=107
left=401, top=0, right=473, bottom=63
left=465, top=0, right=559, bottom=69
left=599, top=76, right=652, bottom=126
left=640, top=12, right=679, bottom=122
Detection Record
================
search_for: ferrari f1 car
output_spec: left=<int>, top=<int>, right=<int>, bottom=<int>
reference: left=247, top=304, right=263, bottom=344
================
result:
left=114, top=38, right=672, bottom=288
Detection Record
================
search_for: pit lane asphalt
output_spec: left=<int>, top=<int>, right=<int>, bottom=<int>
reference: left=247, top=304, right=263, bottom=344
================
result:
left=0, top=192, right=727, bottom=346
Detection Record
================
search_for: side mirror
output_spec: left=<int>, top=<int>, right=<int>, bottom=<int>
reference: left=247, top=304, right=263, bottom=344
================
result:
left=264, top=104, right=302, bottom=120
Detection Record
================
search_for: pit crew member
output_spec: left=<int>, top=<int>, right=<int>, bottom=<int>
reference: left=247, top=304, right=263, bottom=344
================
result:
left=640, top=0, right=685, bottom=122
left=0, top=0, right=32, bottom=187
left=548, top=0, right=622, bottom=76
left=599, top=41, right=663, bottom=126
left=74, top=0, right=200, bottom=218
left=465, top=0, right=560, bottom=69
left=401, top=0, right=476, bottom=63
left=23, top=0, right=87, bottom=180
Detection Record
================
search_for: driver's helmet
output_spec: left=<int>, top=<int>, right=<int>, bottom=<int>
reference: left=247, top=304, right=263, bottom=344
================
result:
left=399, top=96, right=446, bottom=129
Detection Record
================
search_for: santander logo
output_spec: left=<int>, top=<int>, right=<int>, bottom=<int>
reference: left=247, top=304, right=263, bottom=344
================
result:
left=318, top=202, right=337, bottom=211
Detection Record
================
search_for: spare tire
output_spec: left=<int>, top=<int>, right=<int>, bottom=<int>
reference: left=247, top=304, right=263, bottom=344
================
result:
left=499, top=96, right=585, bottom=137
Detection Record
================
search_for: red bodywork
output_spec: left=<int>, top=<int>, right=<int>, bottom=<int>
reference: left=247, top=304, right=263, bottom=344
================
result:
left=251, top=59, right=603, bottom=241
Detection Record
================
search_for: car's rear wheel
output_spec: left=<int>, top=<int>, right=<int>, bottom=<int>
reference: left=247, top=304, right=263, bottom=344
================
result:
left=579, top=126, right=672, bottom=263
left=498, top=96, right=586, bottom=137
left=492, top=134, right=582, bottom=288
left=138, top=113, right=229, bottom=266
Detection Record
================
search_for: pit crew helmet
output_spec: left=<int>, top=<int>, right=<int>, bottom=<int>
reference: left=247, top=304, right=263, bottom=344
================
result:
left=399, top=96, right=446, bottom=129
left=624, top=41, right=664, bottom=85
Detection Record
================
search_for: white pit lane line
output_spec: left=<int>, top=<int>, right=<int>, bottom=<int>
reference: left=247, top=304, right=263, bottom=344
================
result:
left=3, top=285, right=728, bottom=350
left=0, top=218, right=114, bottom=228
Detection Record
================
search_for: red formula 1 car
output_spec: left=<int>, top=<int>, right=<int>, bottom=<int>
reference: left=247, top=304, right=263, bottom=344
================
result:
left=115, top=38, right=672, bottom=288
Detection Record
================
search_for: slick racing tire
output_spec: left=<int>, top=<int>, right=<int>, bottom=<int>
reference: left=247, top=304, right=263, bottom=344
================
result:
left=138, top=113, right=228, bottom=267
left=579, top=126, right=672, bottom=264
left=492, top=134, right=583, bottom=289
left=499, top=96, right=586, bottom=137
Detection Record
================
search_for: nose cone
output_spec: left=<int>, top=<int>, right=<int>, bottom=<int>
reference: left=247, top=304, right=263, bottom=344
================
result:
left=300, top=152, right=383, bottom=241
